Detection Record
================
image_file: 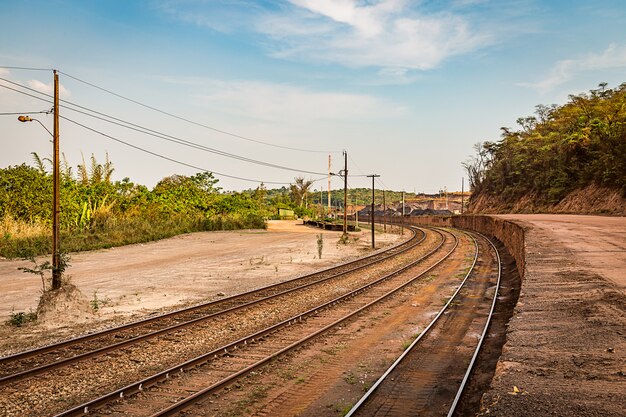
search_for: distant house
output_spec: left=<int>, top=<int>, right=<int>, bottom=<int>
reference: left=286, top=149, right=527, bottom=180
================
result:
left=277, top=208, right=295, bottom=220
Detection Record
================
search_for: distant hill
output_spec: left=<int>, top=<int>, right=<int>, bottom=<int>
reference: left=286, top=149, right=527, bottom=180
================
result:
left=465, top=82, right=626, bottom=215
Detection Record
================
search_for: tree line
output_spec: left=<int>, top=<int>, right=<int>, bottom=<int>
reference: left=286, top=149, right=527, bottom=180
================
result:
left=464, top=82, right=626, bottom=208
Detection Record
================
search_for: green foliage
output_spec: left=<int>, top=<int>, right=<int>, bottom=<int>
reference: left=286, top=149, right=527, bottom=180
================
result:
left=7, top=310, right=37, bottom=327
left=0, top=152, right=269, bottom=257
left=18, top=257, right=52, bottom=292
left=0, top=164, right=51, bottom=223
left=467, top=82, right=626, bottom=207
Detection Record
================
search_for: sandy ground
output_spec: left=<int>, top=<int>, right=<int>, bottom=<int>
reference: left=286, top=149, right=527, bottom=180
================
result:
left=0, top=220, right=401, bottom=325
left=479, top=214, right=626, bottom=416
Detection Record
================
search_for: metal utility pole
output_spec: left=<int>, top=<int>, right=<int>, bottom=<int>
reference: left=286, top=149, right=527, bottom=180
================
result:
left=367, top=174, right=380, bottom=249
left=52, top=70, right=61, bottom=290
left=461, top=177, right=464, bottom=214
left=382, top=189, right=386, bottom=233
left=342, top=151, right=348, bottom=237
left=401, top=191, right=405, bottom=236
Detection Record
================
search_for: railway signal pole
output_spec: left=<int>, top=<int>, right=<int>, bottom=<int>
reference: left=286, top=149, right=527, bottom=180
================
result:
left=367, top=174, right=380, bottom=249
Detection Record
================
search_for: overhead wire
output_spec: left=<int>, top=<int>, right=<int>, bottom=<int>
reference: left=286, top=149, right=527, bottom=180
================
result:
left=60, top=114, right=291, bottom=185
left=0, top=110, right=50, bottom=116
left=1, top=80, right=299, bottom=185
left=1, top=75, right=369, bottom=185
left=0, top=78, right=328, bottom=176
left=58, top=70, right=340, bottom=154
left=0, top=65, right=52, bottom=72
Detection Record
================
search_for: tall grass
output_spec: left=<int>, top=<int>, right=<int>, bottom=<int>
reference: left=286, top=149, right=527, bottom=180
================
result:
left=0, top=212, right=266, bottom=259
left=0, top=215, right=49, bottom=239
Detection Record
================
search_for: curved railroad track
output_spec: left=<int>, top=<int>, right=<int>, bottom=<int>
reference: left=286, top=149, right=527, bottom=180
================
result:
left=0, top=226, right=459, bottom=416
left=61, top=227, right=463, bottom=416
left=0, top=227, right=424, bottom=385
left=345, top=232, right=502, bottom=417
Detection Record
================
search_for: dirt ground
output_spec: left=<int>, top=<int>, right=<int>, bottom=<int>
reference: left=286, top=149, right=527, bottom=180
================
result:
left=479, top=214, right=626, bottom=416
left=0, top=220, right=401, bottom=354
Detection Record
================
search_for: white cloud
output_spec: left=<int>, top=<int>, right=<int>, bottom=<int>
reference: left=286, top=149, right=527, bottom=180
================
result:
left=258, top=0, right=492, bottom=73
left=195, top=78, right=406, bottom=123
left=157, top=0, right=493, bottom=83
left=26, top=79, right=71, bottom=98
left=518, top=43, right=626, bottom=92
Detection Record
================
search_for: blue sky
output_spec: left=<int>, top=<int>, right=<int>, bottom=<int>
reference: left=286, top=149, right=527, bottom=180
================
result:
left=1, top=0, right=625, bottom=193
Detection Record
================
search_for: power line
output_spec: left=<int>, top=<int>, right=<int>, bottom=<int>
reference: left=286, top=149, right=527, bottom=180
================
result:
left=0, top=65, right=52, bottom=72
left=0, top=78, right=328, bottom=176
left=59, top=70, right=340, bottom=154
left=60, top=115, right=293, bottom=185
left=0, top=82, right=54, bottom=103
left=0, top=110, right=50, bottom=116
left=349, top=154, right=388, bottom=190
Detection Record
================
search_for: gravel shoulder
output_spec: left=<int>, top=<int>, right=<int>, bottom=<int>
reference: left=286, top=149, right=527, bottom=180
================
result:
left=479, top=215, right=626, bottom=416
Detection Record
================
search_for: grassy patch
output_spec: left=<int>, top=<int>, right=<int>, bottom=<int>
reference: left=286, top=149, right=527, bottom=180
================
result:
left=7, top=310, right=37, bottom=327
left=0, top=213, right=266, bottom=258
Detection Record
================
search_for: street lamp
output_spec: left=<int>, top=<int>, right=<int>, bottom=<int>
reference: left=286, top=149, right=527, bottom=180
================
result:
left=17, top=70, right=61, bottom=290
left=18, top=115, right=53, bottom=137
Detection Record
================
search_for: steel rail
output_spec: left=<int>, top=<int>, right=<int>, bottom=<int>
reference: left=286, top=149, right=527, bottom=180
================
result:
left=344, top=231, right=481, bottom=417
left=446, top=232, right=502, bottom=417
left=0, top=227, right=422, bottom=385
left=57, top=228, right=455, bottom=416
left=1, top=226, right=420, bottom=364
left=149, top=228, right=460, bottom=417
left=0, top=226, right=422, bottom=385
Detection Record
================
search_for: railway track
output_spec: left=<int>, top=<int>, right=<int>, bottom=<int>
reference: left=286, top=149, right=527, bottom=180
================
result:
left=0, top=226, right=458, bottom=416
left=0, top=227, right=424, bottom=385
left=58, top=228, right=463, bottom=416
left=345, top=232, right=502, bottom=417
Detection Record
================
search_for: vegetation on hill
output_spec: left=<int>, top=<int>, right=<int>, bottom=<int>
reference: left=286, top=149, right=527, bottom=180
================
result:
left=465, top=82, right=626, bottom=211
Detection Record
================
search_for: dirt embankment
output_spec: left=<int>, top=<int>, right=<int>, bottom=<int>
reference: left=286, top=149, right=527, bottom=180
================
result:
left=409, top=214, right=626, bottom=416
left=467, top=185, right=626, bottom=216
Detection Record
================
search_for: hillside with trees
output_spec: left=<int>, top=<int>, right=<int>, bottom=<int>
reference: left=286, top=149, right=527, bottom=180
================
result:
left=464, top=82, right=626, bottom=214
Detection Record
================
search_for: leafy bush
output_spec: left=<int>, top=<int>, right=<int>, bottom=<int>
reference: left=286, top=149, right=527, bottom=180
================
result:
left=7, top=310, right=37, bottom=327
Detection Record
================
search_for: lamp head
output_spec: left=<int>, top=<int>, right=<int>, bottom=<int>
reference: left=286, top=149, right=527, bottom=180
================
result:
left=18, top=115, right=33, bottom=122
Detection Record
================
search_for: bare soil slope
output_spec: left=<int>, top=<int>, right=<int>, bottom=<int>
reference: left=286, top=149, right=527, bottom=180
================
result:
left=469, top=185, right=626, bottom=215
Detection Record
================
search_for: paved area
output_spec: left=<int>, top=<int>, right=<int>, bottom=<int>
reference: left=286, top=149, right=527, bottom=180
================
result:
left=479, top=215, right=626, bottom=416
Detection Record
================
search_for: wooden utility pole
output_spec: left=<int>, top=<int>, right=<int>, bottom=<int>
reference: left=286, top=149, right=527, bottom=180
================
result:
left=52, top=70, right=61, bottom=290
left=342, top=151, right=348, bottom=237
left=367, top=174, right=380, bottom=249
